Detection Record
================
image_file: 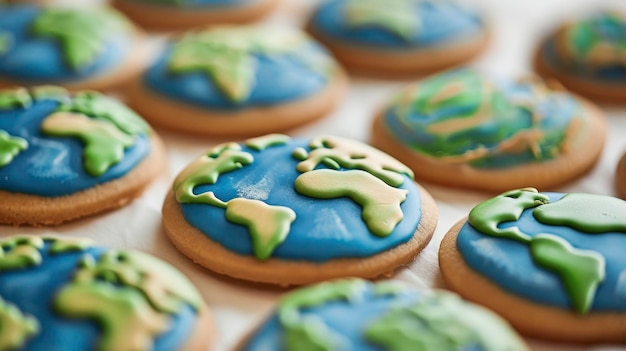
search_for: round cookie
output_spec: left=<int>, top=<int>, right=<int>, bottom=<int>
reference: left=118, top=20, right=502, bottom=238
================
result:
left=0, top=235, right=212, bottom=351
left=162, top=134, right=438, bottom=285
left=306, top=0, right=489, bottom=77
left=440, top=188, right=626, bottom=343
left=534, top=11, right=626, bottom=103
left=129, top=25, right=347, bottom=137
left=238, top=279, right=529, bottom=351
left=0, top=86, right=165, bottom=226
left=371, top=68, right=606, bottom=192
left=0, top=4, right=145, bottom=91
left=112, top=0, right=279, bottom=31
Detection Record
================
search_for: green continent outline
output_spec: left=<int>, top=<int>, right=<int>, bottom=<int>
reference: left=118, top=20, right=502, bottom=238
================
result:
left=344, top=0, right=421, bottom=40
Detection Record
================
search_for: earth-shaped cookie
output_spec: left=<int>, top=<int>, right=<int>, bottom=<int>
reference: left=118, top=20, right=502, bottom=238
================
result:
left=129, top=25, right=347, bottom=137
left=534, top=11, right=626, bottom=103
left=162, top=134, right=438, bottom=285
left=306, top=0, right=489, bottom=76
left=371, top=69, right=606, bottom=192
left=0, top=86, right=165, bottom=226
left=0, top=4, right=144, bottom=91
left=0, top=235, right=212, bottom=351
left=440, top=188, right=626, bottom=343
left=112, top=0, right=279, bottom=31
left=238, top=279, right=529, bottom=351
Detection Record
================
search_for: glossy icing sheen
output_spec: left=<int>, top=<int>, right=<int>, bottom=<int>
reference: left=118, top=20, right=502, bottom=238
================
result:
left=175, top=135, right=422, bottom=262
left=542, top=11, right=626, bottom=81
left=458, top=189, right=626, bottom=313
left=0, top=236, right=202, bottom=351
left=144, top=26, right=335, bottom=110
left=243, top=279, right=527, bottom=351
left=310, top=0, right=484, bottom=49
left=0, top=87, right=151, bottom=197
left=0, top=5, right=133, bottom=82
left=383, top=69, right=586, bottom=168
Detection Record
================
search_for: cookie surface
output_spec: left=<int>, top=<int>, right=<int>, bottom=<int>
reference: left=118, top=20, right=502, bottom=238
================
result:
left=0, top=235, right=212, bottom=351
left=163, top=134, right=437, bottom=285
left=307, top=0, right=488, bottom=76
left=129, top=25, right=347, bottom=137
left=534, top=11, right=626, bottom=103
left=112, top=0, right=279, bottom=30
left=239, top=279, right=529, bottom=351
left=0, top=4, right=144, bottom=91
left=616, top=152, right=626, bottom=199
left=439, top=188, right=626, bottom=342
left=371, top=69, right=606, bottom=192
left=0, top=86, right=164, bottom=226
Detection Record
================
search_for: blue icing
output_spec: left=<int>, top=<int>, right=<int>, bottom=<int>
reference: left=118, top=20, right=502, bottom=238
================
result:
left=0, top=5, right=132, bottom=83
left=143, top=43, right=330, bottom=110
left=180, top=138, right=422, bottom=262
left=383, top=72, right=580, bottom=168
left=0, top=243, right=195, bottom=351
left=457, top=192, right=626, bottom=312
left=243, top=284, right=486, bottom=351
left=0, top=99, right=150, bottom=197
left=309, top=0, right=484, bottom=49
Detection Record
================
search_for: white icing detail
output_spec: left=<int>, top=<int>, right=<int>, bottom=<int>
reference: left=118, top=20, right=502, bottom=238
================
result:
left=309, top=208, right=351, bottom=240
left=27, top=138, right=78, bottom=179
left=614, top=269, right=626, bottom=298
left=470, top=238, right=558, bottom=288
left=235, top=174, right=274, bottom=201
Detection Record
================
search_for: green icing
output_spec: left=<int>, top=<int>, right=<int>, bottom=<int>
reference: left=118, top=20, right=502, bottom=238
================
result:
left=372, top=281, right=411, bottom=296
left=167, top=26, right=332, bottom=102
left=0, top=237, right=44, bottom=272
left=30, top=8, right=132, bottom=70
left=0, top=295, right=39, bottom=351
left=279, top=279, right=367, bottom=351
left=30, top=86, right=70, bottom=103
left=529, top=234, right=605, bottom=314
left=295, top=169, right=407, bottom=237
left=467, top=189, right=619, bottom=315
left=41, top=112, right=136, bottom=177
left=47, top=236, right=94, bottom=254
left=0, top=130, right=28, bottom=168
left=0, top=31, right=11, bottom=55
left=365, top=291, right=527, bottom=351
left=225, top=198, right=296, bottom=260
left=0, top=87, right=31, bottom=110
left=245, top=134, right=291, bottom=151
left=344, top=0, right=420, bottom=40
left=533, top=193, right=626, bottom=233
left=296, top=135, right=414, bottom=187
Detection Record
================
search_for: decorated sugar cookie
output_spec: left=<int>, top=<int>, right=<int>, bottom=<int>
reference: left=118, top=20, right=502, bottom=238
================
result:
left=112, top=0, right=279, bottom=30
left=534, top=11, right=626, bottom=103
left=129, top=25, right=347, bottom=137
left=0, top=86, right=164, bottom=226
left=0, top=4, right=144, bottom=90
left=440, top=188, right=626, bottom=342
left=239, top=279, right=529, bottom=351
left=0, top=235, right=212, bottom=351
left=371, top=69, right=606, bottom=191
left=162, top=134, right=437, bottom=285
left=307, top=0, right=488, bottom=76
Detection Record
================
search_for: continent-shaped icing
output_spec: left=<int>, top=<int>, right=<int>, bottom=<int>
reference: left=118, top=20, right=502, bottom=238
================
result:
left=383, top=69, right=586, bottom=168
left=175, top=134, right=422, bottom=262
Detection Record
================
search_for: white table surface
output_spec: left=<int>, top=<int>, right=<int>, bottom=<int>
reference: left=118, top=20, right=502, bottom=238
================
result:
left=4, top=0, right=626, bottom=350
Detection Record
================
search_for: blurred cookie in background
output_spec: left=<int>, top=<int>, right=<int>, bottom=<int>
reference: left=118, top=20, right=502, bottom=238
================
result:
left=306, top=0, right=489, bottom=77
left=534, top=10, right=626, bottom=103
left=112, top=0, right=280, bottom=31
left=0, top=4, right=146, bottom=91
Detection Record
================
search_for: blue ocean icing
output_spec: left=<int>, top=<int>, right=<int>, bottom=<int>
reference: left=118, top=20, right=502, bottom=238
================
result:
left=0, top=243, right=196, bottom=351
left=457, top=192, right=626, bottom=312
left=0, top=99, right=150, bottom=197
left=383, top=71, right=581, bottom=168
left=309, top=0, right=484, bottom=49
left=180, top=138, right=422, bottom=262
left=0, top=5, right=132, bottom=83
left=143, top=43, right=331, bottom=110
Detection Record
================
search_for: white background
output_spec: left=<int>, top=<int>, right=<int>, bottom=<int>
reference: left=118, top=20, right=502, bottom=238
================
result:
left=5, top=0, right=626, bottom=350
